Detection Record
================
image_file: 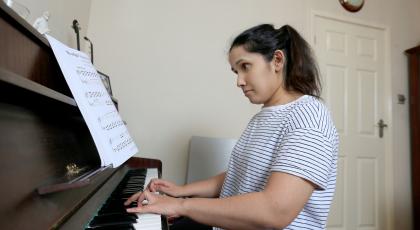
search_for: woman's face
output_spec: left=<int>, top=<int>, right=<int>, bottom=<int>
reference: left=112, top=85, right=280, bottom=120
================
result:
left=228, top=46, right=285, bottom=106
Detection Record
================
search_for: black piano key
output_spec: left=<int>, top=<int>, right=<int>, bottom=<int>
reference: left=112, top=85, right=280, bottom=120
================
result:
left=89, top=221, right=136, bottom=228
left=98, top=210, right=131, bottom=216
left=97, top=212, right=138, bottom=218
left=85, top=224, right=135, bottom=230
left=99, top=203, right=136, bottom=212
left=90, top=213, right=137, bottom=225
left=98, top=207, right=130, bottom=215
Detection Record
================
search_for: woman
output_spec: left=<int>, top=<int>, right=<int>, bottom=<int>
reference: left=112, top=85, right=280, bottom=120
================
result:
left=125, top=24, right=338, bottom=230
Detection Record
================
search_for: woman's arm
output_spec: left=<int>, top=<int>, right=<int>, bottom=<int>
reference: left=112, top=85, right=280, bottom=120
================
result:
left=127, top=172, right=315, bottom=230
left=180, top=171, right=226, bottom=198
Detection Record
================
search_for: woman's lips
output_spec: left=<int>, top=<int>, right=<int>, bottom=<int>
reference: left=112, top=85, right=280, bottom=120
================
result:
left=243, top=89, right=253, bottom=96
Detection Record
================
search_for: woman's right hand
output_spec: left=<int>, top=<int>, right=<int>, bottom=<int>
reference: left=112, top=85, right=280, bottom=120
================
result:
left=124, top=179, right=184, bottom=207
left=147, top=178, right=184, bottom=198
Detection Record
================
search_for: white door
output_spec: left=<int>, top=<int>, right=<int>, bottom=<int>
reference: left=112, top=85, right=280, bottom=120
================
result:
left=313, top=16, right=389, bottom=230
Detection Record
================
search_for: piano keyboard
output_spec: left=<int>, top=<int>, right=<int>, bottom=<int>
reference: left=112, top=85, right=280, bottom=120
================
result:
left=85, top=168, right=163, bottom=230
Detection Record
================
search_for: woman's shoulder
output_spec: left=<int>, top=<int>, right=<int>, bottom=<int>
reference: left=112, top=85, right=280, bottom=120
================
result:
left=285, top=95, right=336, bottom=133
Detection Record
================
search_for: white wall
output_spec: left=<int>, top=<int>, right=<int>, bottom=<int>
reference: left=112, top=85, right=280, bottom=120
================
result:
left=15, top=0, right=92, bottom=50
left=86, top=0, right=420, bottom=229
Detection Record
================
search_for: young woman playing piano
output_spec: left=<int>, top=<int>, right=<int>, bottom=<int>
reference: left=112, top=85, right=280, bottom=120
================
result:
left=125, top=24, right=338, bottom=230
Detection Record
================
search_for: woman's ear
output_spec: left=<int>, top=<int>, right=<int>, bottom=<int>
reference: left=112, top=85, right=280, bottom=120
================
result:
left=273, top=50, right=285, bottom=72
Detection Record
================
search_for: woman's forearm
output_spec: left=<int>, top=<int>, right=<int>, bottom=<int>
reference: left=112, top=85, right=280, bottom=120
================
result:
left=180, top=172, right=226, bottom=198
left=179, top=192, right=287, bottom=230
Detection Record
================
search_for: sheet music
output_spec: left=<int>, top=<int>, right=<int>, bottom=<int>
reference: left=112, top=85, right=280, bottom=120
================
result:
left=46, top=35, right=138, bottom=167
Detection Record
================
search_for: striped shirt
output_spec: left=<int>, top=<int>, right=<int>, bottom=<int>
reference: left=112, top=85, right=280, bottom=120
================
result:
left=217, top=95, right=338, bottom=230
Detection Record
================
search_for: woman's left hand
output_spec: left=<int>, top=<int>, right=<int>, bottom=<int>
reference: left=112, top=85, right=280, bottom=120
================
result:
left=126, top=190, right=184, bottom=217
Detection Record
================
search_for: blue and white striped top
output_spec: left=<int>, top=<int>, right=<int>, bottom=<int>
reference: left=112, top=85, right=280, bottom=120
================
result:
left=217, top=95, right=338, bottom=230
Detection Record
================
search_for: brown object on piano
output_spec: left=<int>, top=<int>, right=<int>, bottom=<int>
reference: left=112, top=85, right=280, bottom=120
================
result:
left=0, top=2, right=166, bottom=229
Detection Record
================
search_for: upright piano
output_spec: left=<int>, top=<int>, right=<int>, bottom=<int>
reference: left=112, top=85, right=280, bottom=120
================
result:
left=0, top=2, right=168, bottom=229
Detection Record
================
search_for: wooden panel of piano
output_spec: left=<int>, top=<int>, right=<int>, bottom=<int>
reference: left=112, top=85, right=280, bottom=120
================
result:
left=0, top=2, right=167, bottom=229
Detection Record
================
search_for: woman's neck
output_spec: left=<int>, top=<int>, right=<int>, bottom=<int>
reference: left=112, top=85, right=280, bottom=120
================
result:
left=263, top=88, right=303, bottom=107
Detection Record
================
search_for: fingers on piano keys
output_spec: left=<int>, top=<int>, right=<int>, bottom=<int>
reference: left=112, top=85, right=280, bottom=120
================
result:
left=85, top=168, right=163, bottom=230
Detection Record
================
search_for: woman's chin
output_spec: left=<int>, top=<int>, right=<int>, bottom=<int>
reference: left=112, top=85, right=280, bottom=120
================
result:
left=247, top=97, right=263, bottom=105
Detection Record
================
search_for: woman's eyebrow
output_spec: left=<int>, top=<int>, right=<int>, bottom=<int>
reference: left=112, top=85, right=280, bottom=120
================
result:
left=235, top=58, right=245, bottom=66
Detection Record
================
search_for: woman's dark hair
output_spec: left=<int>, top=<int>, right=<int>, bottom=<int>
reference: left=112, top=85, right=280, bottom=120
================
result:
left=229, top=24, right=321, bottom=98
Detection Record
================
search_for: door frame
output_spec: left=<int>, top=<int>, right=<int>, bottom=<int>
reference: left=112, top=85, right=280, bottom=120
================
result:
left=310, top=11, right=394, bottom=230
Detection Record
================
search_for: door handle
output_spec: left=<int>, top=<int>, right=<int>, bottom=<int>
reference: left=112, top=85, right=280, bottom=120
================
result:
left=377, top=119, right=388, bottom=138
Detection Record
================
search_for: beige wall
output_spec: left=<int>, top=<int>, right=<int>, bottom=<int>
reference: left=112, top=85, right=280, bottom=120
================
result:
left=17, top=0, right=92, bottom=50
left=88, top=0, right=416, bottom=229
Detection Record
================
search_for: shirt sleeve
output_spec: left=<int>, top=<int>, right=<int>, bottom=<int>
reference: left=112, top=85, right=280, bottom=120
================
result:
left=271, top=128, right=334, bottom=190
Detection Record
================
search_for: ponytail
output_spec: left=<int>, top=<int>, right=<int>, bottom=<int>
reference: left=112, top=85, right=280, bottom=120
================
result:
left=230, top=24, right=321, bottom=98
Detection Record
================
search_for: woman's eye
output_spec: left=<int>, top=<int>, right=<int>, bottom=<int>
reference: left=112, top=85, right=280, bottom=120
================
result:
left=242, top=63, right=250, bottom=71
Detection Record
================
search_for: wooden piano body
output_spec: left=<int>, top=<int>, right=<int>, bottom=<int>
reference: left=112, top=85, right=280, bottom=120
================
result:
left=0, top=2, right=165, bottom=229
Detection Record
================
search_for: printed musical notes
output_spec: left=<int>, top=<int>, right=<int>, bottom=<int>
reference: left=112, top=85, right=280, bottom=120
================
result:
left=46, top=35, right=138, bottom=167
left=85, top=91, right=106, bottom=98
left=98, top=111, right=124, bottom=131
left=109, top=130, right=134, bottom=152
left=85, top=91, right=109, bottom=107
left=77, top=69, right=101, bottom=84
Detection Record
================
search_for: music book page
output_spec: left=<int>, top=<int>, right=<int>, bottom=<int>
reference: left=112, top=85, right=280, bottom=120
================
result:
left=46, top=35, right=138, bottom=168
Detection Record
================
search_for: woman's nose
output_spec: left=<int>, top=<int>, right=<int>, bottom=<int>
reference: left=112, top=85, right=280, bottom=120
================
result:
left=236, top=74, right=246, bottom=87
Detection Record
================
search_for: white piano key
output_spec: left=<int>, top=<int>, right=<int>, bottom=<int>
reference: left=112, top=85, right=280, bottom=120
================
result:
left=134, top=213, right=162, bottom=229
left=145, top=168, right=159, bottom=185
